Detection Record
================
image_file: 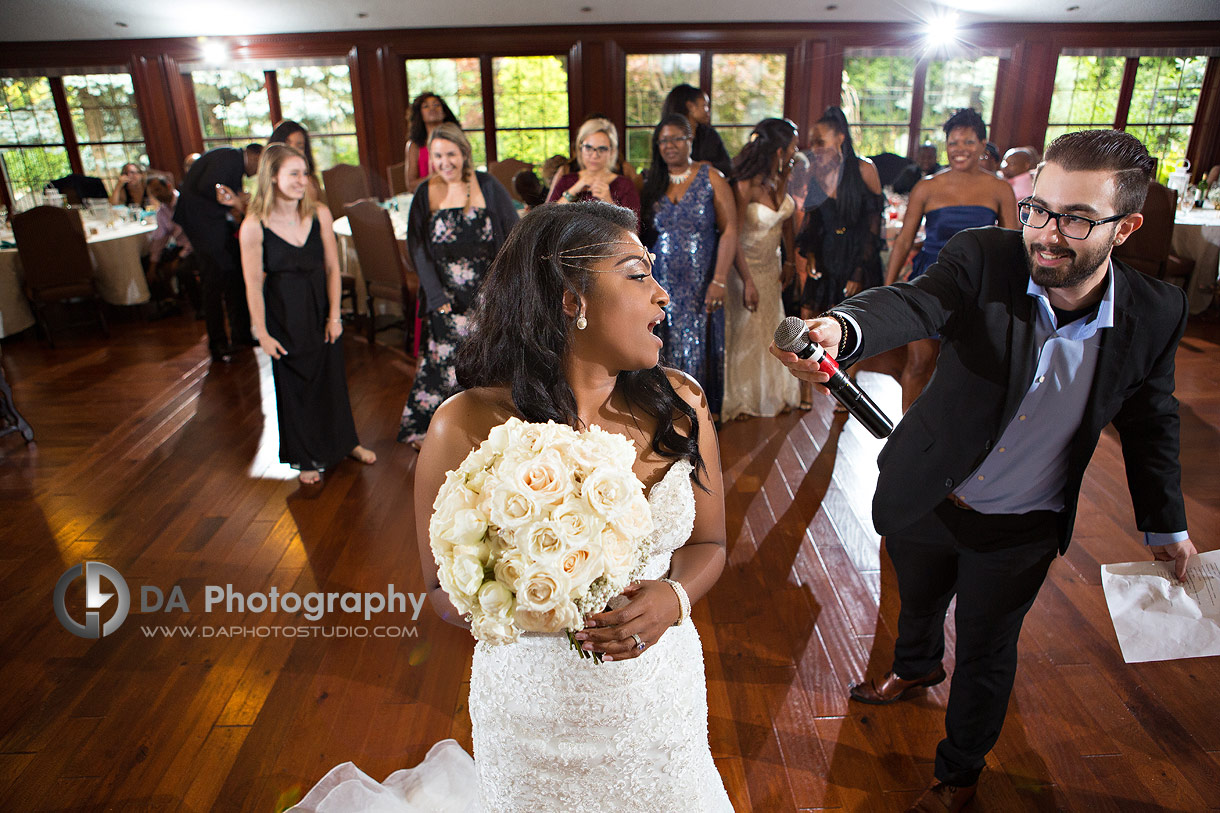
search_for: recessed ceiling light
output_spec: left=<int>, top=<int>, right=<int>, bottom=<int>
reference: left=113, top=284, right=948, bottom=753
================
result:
left=201, top=40, right=229, bottom=64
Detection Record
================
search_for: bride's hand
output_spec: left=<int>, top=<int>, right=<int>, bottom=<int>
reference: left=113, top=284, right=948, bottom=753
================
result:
left=575, top=581, right=681, bottom=662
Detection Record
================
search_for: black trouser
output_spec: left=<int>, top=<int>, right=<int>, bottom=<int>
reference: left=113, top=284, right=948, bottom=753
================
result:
left=196, top=241, right=251, bottom=353
left=886, top=500, right=1060, bottom=787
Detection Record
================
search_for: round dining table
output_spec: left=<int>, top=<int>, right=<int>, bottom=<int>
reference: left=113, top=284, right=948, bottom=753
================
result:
left=0, top=218, right=155, bottom=338
left=1173, top=207, right=1220, bottom=315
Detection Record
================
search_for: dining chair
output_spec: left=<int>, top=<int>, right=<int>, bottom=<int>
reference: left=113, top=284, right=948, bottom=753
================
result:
left=344, top=200, right=420, bottom=353
left=488, top=158, right=534, bottom=203
left=1112, top=182, right=1194, bottom=282
left=386, top=162, right=408, bottom=197
left=50, top=174, right=109, bottom=206
left=322, top=164, right=372, bottom=223
left=12, top=205, right=108, bottom=346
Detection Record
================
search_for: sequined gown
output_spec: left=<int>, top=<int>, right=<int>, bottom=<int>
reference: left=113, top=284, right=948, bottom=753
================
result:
left=722, top=196, right=801, bottom=420
left=289, top=459, right=734, bottom=813
left=398, top=207, right=496, bottom=444
left=650, top=165, right=724, bottom=413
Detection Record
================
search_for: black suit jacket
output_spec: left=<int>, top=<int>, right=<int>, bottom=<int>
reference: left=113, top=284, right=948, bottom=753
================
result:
left=173, top=147, right=245, bottom=259
left=835, top=226, right=1188, bottom=551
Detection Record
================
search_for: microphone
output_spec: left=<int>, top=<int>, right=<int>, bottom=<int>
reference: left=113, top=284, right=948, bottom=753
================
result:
left=774, top=316, right=894, bottom=439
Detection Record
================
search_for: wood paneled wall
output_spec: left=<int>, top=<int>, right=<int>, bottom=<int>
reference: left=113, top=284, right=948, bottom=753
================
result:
left=2, top=20, right=1218, bottom=198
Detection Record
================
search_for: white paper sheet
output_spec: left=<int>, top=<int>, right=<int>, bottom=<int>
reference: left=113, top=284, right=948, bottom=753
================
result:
left=1101, top=549, right=1220, bottom=663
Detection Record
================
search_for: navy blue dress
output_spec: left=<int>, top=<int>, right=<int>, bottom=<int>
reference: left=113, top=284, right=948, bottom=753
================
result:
left=649, top=165, right=724, bottom=414
left=911, top=205, right=998, bottom=278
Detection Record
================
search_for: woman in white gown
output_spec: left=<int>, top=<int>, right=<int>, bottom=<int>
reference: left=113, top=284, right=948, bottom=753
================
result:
left=292, top=202, right=733, bottom=812
left=721, top=118, right=802, bottom=420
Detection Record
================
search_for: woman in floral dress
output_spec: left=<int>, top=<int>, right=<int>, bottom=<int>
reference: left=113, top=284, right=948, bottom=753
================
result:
left=398, top=123, right=518, bottom=447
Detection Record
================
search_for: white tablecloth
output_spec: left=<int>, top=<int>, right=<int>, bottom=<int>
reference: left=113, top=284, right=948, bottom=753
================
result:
left=332, top=203, right=409, bottom=316
left=0, top=220, right=154, bottom=338
left=1173, top=208, right=1220, bottom=315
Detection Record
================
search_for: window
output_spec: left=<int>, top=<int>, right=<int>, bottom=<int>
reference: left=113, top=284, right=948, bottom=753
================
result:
left=1046, top=55, right=1126, bottom=145
left=493, top=55, right=569, bottom=166
left=62, top=73, right=147, bottom=189
left=192, top=69, right=271, bottom=149
left=710, top=53, right=786, bottom=158
left=919, top=57, right=999, bottom=149
left=405, top=57, right=486, bottom=167
left=0, top=76, right=70, bottom=207
left=624, top=53, right=700, bottom=167
left=842, top=56, right=916, bottom=157
left=1126, top=56, right=1208, bottom=183
left=278, top=65, right=358, bottom=168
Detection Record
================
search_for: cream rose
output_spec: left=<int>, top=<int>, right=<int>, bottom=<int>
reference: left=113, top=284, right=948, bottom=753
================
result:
left=450, top=554, right=486, bottom=599
left=582, top=468, right=639, bottom=520
left=441, top=507, right=488, bottom=548
left=609, top=493, right=653, bottom=540
left=515, top=599, right=580, bottom=634
left=512, top=449, right=574, bottom=508
left=477, top=580, right=515, bottom=617
left=599, top=524, right=638, bottom=578
left=520, top=520, right=568, bottom=566
left=560, top=545, right=604, bottom=595
left=552, top=497, right=602, bottom=547
left=516, top=567, right=571, bottom=613
left=472, top=612, right=519, bottom=645
left=492, top=548, right=529, bottom=592
left=489, top=482, right=538, bottom=530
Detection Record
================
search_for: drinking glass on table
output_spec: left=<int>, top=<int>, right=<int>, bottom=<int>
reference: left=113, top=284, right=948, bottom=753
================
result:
left=1179, top=186, right=1198, bottom=214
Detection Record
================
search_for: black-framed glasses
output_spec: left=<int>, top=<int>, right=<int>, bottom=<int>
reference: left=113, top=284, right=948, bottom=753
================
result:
left=1017, top=198, right=1131, bottom=240
left=580, top=144, right=612, bottom=155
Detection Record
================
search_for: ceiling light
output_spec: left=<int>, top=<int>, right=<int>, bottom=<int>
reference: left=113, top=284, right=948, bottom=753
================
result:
left=201, top=40, right=229, bottom=64
left=924, top=11, right=960, bottom=51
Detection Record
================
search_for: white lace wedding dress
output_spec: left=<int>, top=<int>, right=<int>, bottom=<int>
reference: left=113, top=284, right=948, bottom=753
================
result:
left=292, top=458, right=734, bottom=813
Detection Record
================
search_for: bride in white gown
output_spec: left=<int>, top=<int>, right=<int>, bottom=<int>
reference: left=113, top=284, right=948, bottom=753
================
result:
left=293, top=202, right=733, bottom=813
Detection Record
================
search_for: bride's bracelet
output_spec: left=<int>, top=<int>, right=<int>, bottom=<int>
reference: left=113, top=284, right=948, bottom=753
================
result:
left=660, top=578, right=691, bottom=626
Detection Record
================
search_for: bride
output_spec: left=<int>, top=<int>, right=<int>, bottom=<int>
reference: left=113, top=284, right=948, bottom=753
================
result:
left=293, top=201, right=733, bottom=812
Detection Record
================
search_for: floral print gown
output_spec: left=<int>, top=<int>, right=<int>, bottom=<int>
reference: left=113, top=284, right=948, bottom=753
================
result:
left=398, top=207, right=496, bottom=444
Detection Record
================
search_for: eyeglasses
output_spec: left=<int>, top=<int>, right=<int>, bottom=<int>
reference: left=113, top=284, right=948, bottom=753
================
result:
left=657, top=136, right=690, bottom=147
left=580, top=144, right=612, bottom=155
left=1017, top=198, right=1131, bottom=240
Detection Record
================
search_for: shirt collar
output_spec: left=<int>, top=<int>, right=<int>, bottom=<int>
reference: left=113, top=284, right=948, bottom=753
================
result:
left=1027, top=260, right=1116, bottom=337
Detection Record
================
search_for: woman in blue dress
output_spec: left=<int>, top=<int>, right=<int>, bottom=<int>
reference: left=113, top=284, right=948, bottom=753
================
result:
left=884, top=108, right=1018, bottom=412
left=639, top=114, right=748, bottom=420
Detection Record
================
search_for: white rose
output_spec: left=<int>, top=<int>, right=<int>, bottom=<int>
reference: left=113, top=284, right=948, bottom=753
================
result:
left=582, top=467, right=639, bottom=520
left=441, top=507, right=488, bottom=548
left=516, top=567, right=571, bottom=613
left=454, top=539, right=493, bottom=568
left=489, top=481, right=539, bottom=531
left=571, top=426, right=636, bottom=472
left=436, top=565, right=474, bottom=615
left=472, top=611, right=519, bottom=645
left=559, top=544, right=604, bottom=596
left=520, top=521, right=568, bottom=567
left=599, top=524, right=639, bottom=579
left=477, top=580, right=515, bottom=617
left=552, top=497, right=602, bottom=547
left=492, top=548, right=528, bottom=593
left=609, top=493, right=653, bottom=540
left=450, top=553, right=486, bottom=599
left=511, top=449, right=575, bottom=508
left=515, top=599, right=580, bottom=634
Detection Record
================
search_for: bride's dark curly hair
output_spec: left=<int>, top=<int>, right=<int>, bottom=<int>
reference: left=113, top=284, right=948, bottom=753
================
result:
left=455, top=201, right=706, bottom=485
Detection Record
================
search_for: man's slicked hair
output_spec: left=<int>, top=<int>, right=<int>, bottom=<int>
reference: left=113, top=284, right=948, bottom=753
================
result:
left=1041, top=129, right=1156, bottom=216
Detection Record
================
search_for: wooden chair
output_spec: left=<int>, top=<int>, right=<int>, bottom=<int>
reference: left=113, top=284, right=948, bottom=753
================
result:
left=50, top=174, right=108, bottom=206
left=1112, top=182, right=1194, bottom=282
left=344, top=200, right=420, bottom=352
left=488, top=158, right=533, bottom=203
left=12, top=206, right=108, bottom=346
left=386, top=162, right=408, bottom=197
left=321, top=164, right=372, bottom=223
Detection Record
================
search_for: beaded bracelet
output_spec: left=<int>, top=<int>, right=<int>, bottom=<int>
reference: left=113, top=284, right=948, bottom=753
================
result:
left=660, top=578, right=691, bottom=626
left=819, top=310, right=851, bottom=360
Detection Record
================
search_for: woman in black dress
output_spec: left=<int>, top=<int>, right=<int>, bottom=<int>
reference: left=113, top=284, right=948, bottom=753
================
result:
left=662, top=84, right=733, bottom=180
left=238, top=144, right=375, bottom=485
left=398, top=123, right=518, bottom=448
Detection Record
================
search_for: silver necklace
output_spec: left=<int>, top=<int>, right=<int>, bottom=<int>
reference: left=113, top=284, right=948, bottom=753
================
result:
left=668, top=165, right=693, bottom=185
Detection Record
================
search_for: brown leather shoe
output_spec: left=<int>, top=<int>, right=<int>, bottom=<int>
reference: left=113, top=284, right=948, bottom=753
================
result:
left=849, top=665, right=947, bottom=705
left=906, top=779, right=977, bottom=812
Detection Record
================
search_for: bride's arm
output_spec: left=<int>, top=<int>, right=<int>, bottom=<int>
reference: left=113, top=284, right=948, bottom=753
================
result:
left=414, top=394, right=486, bottom=630
left=578, top=373, right=726, bottom=661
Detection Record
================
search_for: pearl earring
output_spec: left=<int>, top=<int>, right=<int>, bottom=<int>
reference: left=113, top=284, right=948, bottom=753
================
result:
left=576, top=314, right=588, bottom=330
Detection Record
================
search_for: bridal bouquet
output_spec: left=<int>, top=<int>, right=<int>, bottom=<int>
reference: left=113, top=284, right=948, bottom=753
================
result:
left=429, top=418, right=654, bottom=657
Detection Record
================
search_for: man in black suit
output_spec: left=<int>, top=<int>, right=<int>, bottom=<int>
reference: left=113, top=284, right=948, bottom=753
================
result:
left=174, top=144, right=262, bottom=362
left=771, top=130, right=1196, bottom=812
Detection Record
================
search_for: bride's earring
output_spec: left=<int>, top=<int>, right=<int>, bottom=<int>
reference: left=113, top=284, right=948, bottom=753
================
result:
left=576, top=313, right=588, bottom=330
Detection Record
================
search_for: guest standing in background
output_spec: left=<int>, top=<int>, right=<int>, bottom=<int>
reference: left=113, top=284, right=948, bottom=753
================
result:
left=662, top=84, right=733, bottom=180
left=980, top=143, right=1002, bottom=176
left=398, top=123, right=518, bottom=448
left=640, top=114, right=746, bottom=420
left=404, top=92, right=460, bottom=194
left=893, top=142, right=943, bottom=195
left=1002, top=147, right=1038, bottom=200
left=547, top=117, right=641, bottom=227
left=238, top=144, right=376, bottom=485
left=174, top=143, right=262, bottom=363
left=885, top=108, right=1018, bottom=412
left=796, top=106, right=885, bottom=410
left=721, top=118, right=801, bottom=421
left=110, top=162, right=153, bottom=208
left=268, top=120, right=323, bottom=199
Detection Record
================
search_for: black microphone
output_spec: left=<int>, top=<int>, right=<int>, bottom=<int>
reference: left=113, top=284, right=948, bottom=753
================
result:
left=774, top=316, right=894, bottom=439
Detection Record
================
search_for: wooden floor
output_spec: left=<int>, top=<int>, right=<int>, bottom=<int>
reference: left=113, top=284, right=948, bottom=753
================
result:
left=1, top=311, right=1218, bottom=812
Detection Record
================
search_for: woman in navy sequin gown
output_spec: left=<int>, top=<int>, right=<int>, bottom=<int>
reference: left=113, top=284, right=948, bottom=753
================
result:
left=640, top=115, right=749, bottom=419
left=883, top=108, right=1018, bottom=412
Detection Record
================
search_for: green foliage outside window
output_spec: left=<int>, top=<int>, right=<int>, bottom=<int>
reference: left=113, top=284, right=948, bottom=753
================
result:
left=1127, top=56, right=1207, bottom=183
left=712, top=53, right=786, bottom=159
left=624, top=53, right=700, bottom=166
left=918, top=57, right=998, bottom=149
left=405, top=57, right=486, bottom=167
left=842, top=57, right=916, bottom=158
left=63, top=74, right=147, bottom=186
left=1, top=77, right=70, bottom=205
left=278, top=65, right=359, bottom=169
left=493, top=56, right=569, bottom=167
left=192, top=69, right=272, bottom=147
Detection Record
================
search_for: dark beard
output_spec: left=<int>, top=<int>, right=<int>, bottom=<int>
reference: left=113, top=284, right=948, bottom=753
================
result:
left=1024, top=238, right=1113, bottom=289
